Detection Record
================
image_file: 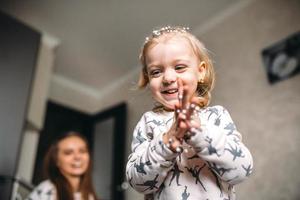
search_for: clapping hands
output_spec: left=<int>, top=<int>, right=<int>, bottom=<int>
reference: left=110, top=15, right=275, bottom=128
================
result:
left=163, top=78, right=201, bottom=152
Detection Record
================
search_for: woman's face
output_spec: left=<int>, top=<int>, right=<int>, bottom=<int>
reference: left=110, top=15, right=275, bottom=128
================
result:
left=56, top=136, right=90, bottom=178
left=146, top=37, right=205, bottom=110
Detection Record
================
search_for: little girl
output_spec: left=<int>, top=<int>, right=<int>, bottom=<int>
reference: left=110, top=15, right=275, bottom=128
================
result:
left=126, top=26, right=253, bottom=200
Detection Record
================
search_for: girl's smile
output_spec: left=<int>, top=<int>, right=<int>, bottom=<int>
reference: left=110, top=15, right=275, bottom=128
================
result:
left=161, top=87, right=178, bottom=98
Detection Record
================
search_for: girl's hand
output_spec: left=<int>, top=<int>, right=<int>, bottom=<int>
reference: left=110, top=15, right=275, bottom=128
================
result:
left=163, top=78, right=201, bottom=152
left=176, top=95, right=201, bottom=139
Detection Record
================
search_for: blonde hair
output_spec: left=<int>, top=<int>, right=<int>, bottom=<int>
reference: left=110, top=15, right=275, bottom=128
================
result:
left=138, top=26, right=215, bottom=108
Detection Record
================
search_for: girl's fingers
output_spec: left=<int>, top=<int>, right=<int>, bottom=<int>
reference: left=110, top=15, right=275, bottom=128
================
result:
left=182, top=86, right=190, bottom=109
left=175, top=80, right=202, bottom=139
left=164, top=133, right=182, bottom=153
left=187, top=96, right=201, bottom=120
left=177, top=78, right=184, bottom=109
left=186, top=102, right=195, bottom=120
left=174, top=104, right=182, bottom=120
left=190, top=118, right=201, bottom=129
left=177, top=120, right=188, bottom=138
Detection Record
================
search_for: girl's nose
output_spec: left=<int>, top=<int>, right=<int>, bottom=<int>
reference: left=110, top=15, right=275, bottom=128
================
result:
left=162, top=69, right=176, bottom=84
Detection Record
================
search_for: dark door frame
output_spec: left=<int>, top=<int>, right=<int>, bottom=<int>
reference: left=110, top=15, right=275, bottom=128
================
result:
left=91, top=102, right=127, bottom=200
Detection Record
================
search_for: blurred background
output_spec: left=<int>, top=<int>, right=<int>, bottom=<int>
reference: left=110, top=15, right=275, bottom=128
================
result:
left=0, top=0, right=299, bottom=199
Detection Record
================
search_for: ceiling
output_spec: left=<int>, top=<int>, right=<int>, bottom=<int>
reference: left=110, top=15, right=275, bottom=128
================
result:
left=0, top=0, right=240, bottom=96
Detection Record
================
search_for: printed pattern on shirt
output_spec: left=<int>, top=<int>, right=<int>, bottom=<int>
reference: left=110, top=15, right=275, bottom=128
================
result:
left=126, top=105, right=253, bottom=200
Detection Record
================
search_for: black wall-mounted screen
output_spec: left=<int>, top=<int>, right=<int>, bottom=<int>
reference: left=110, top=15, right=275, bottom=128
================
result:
left=262, top=31, right=300, bottom=84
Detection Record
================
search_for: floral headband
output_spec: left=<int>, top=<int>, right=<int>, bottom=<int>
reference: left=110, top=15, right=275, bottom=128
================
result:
left=144, top=25, right=190, bottom=44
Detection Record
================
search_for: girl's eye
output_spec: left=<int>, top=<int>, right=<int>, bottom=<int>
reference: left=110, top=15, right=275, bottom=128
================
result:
left=149, top=69, right=161, bottom=77
left=175, top=65, right=186, bottom=71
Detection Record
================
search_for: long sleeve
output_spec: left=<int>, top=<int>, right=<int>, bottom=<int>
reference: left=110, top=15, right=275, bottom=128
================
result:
left=126, top=112, right=178, bottom=194
left=186, top=105, right=253, bottom=185
left=127, top=107, right=253, bottom=200
left=26, top=180, right=56, bottom=200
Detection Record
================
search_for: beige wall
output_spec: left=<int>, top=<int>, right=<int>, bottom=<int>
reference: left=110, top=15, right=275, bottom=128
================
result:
left=120, top=0, right=300, bottom=199
left=17, top=34, right=59, bottom=183
left=199, top=0, right=300, bottom=199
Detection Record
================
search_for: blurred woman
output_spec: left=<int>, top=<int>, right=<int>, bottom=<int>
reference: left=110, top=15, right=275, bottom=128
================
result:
left=27, top=131, right=98, bottom=200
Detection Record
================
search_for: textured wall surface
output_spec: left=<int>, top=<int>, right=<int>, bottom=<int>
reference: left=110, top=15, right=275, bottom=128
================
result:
left=199, top=0, right=300, bottom=199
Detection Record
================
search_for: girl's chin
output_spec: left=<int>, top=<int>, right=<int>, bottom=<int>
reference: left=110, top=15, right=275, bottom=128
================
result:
left=155, top=98, right=178, bottom=110
left=162, top=102, right=177, bottom=111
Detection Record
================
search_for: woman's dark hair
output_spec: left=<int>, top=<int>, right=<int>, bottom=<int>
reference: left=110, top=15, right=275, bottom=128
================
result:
left=43, top=131, right=98, bottom=200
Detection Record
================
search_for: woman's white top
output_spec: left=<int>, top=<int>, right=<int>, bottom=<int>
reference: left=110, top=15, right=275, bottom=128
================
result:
left=26, top=180, right=94, bottom=200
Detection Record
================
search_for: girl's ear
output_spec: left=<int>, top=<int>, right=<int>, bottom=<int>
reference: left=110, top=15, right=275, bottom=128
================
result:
left=198, top=61, right=206, bottom=74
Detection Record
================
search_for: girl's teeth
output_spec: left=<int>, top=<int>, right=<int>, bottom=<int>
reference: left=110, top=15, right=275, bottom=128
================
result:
left=164, top=89, right=177, bottom=94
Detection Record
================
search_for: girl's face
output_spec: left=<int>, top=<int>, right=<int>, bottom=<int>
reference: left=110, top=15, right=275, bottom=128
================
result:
left=56, top=136, right=90, bottom=179
left=146, top=37, right=206, bottom=110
